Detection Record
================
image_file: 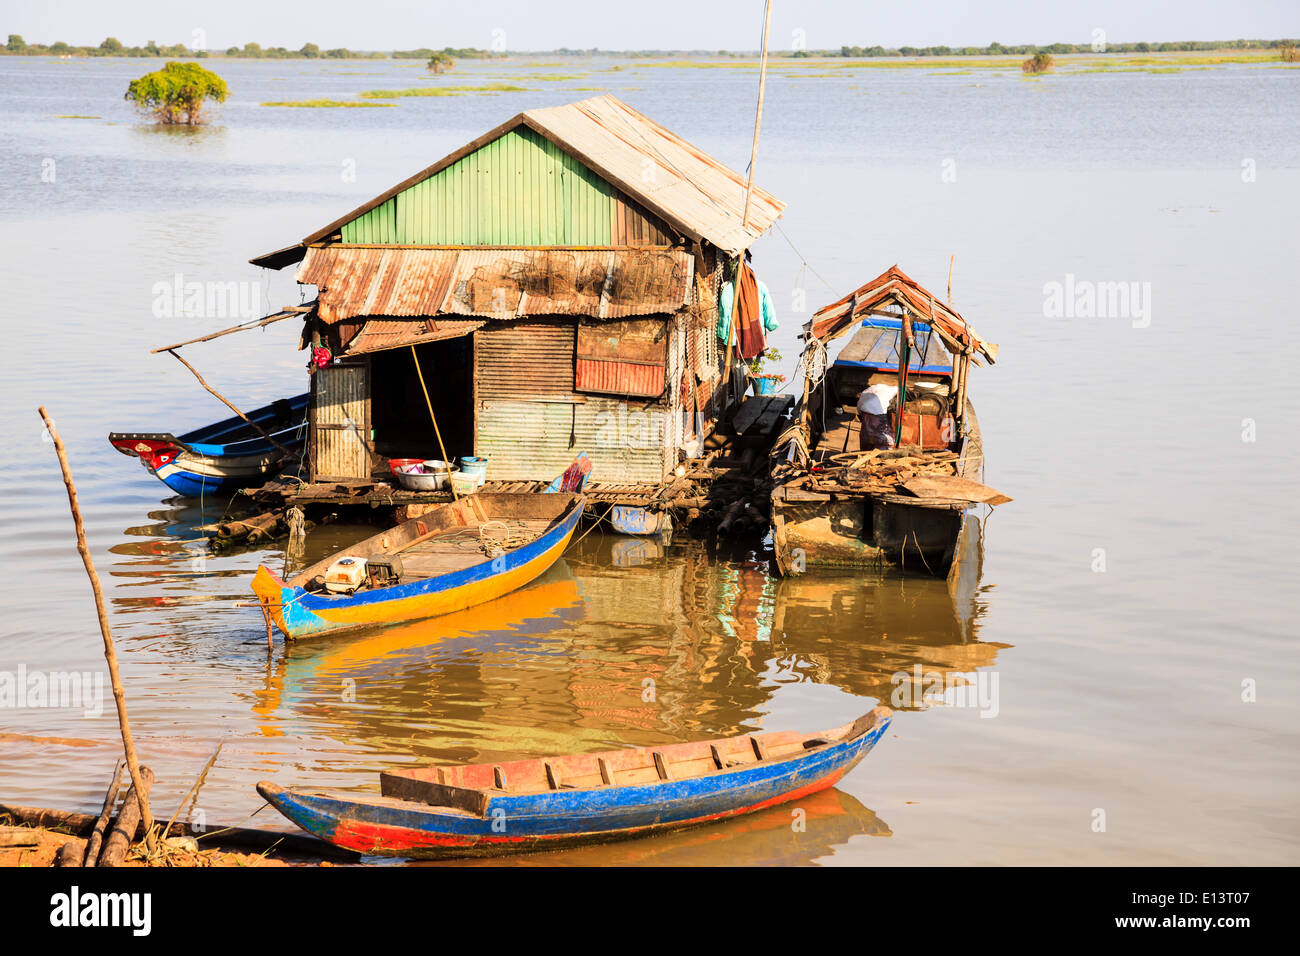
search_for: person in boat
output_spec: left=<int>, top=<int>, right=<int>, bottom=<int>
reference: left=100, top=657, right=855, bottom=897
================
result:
left=857, top=384, right=898, bottom=451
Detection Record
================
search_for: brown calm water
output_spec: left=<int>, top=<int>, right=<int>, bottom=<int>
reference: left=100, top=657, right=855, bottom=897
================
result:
left=1, top=54, right=1297, bottom=865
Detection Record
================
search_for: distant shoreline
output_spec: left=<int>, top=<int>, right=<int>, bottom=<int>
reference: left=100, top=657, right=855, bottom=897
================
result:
left=2, top=37, right=1296, bottom=61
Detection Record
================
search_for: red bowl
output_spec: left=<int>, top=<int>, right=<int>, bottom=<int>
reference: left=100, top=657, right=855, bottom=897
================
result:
left=389, top=458, right=426, bottom=475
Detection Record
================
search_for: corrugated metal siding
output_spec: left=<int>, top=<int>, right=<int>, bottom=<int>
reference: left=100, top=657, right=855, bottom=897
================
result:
left=475, top=321, right=575, bottom=400
left=473, top=321, right=670, bottom=483
left=476, top=398, right=670, bottom=484
left=300, top=246, right=694, bottom=323
left=574, top=318, right=668, bottom=398
left=339, top=127, right=672, bottom=247
left=311, top=364, right=370, bottom=480
left=574, top=359, right=664, bottom=398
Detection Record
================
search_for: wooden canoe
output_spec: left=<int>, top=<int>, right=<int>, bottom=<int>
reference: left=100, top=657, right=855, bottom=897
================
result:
left=109, top=392, right=308, bottom=497
left=256, top=706, right=892, bottom=858
left=251, top=492, right=584, bottom=641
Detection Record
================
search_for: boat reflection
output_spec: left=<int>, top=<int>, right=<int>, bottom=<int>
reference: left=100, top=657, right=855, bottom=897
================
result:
left=423, top=786, right=890, bottom=868
left=768, top=516, right=1004, bottom=707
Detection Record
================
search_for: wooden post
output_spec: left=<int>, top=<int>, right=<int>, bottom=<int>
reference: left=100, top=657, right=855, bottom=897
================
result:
left=81, top=759, right=125, bottom=867
left=37, top=408, right=156, bottom=852
left=165, top=349, right=297, bottom=460
left=285, top=505, right=307, bottom=570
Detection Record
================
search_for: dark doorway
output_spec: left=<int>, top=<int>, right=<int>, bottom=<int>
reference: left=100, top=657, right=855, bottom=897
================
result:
left=370, top=336, right=474, bottom=465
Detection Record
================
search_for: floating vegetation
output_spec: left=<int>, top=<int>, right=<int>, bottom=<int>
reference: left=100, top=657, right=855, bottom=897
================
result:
left=260, top=99, right=395, bottom=108
left=359, top=84, right=531, bottom=98
left=1022, top=52, right=1054, bottom=74
left=929, top=70, right=972, bottom=75
left=55, top=114, right=101, bottom=119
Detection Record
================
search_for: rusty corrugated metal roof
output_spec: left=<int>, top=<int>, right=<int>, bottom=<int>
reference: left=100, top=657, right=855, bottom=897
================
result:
left=252, top=95, right=784, bottom=268
left=301, top=246, right=694, bottom=324
left=344, top=317, right=484, bottom=355
left=809, top=265, right=998, bottom=364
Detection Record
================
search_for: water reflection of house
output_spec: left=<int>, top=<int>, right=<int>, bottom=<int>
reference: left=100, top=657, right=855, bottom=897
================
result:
left=249, top=95, right=785, bottom=490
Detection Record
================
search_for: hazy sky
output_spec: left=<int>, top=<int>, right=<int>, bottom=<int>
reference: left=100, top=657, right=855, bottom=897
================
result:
left=6, top=0, right=1298, bottom=51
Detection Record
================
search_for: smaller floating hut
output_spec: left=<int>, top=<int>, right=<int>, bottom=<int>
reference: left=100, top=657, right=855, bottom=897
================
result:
left=770, top=264, right=1007, bottom=577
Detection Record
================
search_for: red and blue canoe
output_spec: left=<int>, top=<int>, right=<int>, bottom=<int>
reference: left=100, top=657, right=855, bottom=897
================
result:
left=256, top=707, right=891, bottom=858
left=109, top=392, right=308, bottom=497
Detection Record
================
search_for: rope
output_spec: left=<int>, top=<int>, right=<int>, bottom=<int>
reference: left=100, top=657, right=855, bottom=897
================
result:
left=775, top=223, right=837, bottom=293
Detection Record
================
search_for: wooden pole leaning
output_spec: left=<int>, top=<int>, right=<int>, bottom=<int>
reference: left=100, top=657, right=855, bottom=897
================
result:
left=37, top=408, right=157, bottom=853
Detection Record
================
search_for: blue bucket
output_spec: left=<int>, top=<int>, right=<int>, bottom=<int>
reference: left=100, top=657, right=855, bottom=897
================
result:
left=752, top=376, right=780, bottom=397
left=459, top=456, right=488, bottom=483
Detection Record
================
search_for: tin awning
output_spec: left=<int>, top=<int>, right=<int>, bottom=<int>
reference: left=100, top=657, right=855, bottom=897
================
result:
left=342, top=318, right=484, bottom=356
left=808, top=265, right=997, bottom=364
left=299, top=246, right=694, bottom=324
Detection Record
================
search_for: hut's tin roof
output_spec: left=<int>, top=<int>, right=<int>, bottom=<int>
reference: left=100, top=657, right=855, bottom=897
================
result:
left=252, top=95, right=784, bottom=269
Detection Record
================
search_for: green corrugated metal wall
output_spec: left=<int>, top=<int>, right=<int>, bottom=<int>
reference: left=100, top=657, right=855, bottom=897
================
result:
left=341, top=128, right=622, bottom=245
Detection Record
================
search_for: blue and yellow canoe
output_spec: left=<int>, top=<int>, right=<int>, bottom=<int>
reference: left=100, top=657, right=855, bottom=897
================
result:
left=257, top=706, right=892, bottom=859
left=251, top=492, right=585, bottom=642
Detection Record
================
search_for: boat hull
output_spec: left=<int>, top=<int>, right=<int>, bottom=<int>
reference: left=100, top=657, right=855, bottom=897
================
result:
left=110, top=392, right=308, bottom=497
left=251, top=495, right=584, bottom=641
left=149, top=450, right=291, bottom=497
left=772, top=491, right=966, bottom=577
left=257, top=709, right=891, bottom=858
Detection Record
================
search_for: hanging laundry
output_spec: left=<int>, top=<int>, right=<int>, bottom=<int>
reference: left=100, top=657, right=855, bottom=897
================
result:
left=717, top=261, right=778, bottom=360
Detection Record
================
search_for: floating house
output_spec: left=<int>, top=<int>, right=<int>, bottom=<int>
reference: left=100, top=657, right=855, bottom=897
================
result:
left=250, top=95, right=785, bottom=492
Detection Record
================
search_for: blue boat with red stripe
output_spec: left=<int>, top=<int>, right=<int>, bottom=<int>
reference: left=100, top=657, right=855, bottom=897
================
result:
left=109, top=392, right=308, bottom=497
left=256, top=706, right=891, bottom=858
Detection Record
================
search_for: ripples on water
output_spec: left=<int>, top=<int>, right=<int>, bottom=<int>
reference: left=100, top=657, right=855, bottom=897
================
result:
left=0, top=55, right=1296, bottom=865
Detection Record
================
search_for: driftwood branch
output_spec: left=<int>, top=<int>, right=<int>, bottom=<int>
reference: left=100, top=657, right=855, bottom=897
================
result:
left=81, top=759, right=126, bottom=866
left=99, top=765, right=154, bottom=867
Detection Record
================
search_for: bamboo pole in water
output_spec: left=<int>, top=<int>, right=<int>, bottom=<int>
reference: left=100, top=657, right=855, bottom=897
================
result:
left=37, top=408, right=157, bottom=853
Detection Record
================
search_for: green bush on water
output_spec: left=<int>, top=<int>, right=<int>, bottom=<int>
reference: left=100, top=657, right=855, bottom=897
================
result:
left=125, top=61, right=228, bottom=125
